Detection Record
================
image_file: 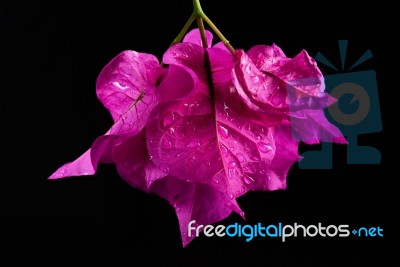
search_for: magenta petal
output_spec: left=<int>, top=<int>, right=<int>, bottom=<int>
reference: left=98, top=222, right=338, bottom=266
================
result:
left=49, top=135, right=124, bottom=179
left=112, top=130, right=167, bottom=191
left=150, top=177, right=242, bottom=247
left=49, top=149, right=94, bottom=179
left=274, top=49, right=325, bottom=97
left=233, top=47, right=345, bottom=144
left=163, top=42, right=207, bottom=81
left=234, top=50, right=287, bottom=110
left=248, top=45, right=324, bottom=98
left=233, top=47, right=327, bottom=114
left=146, top=105, right=217, bottom=184
left=183, top=29, right=213, bottom=48
left=247, top=44, right=289, bottom=71
left=96, top=50, right=164, bottom=124
left=111, top=132, right=147, bottom=191
left=176, top=183, right=241, bottom=247
left=156, top=64, right=195, bottom=102
left=51, top=50, right=164, bottom=180
left=232, top=50, right=288, bottom=123
left=251, top=122, right=300, bottom=191
left=290, top=110, right=347, bottom=144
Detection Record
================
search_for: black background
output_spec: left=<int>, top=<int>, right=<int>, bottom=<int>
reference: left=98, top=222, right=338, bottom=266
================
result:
left=1, top=1, right=393, bottom=265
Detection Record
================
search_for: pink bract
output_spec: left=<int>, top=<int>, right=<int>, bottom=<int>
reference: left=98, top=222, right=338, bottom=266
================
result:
left=50, top=29, right=345, bottom=246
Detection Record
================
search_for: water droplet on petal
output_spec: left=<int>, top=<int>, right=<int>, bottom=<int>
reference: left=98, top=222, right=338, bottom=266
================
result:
left=176, top=152, right=185, bottom=158
left=245, top=63, right=252, bottom=74
left=186, top=141, right=201, bottom=148
left=113, top=81, right=129, bottom=90
left=250, top=87, right=257, bottom=95
left=250, top=156, right=259, bottom=161
left=175, top=207, right=181, bottom=212
left=162, top=139, right=172, bottom=147
left=259, top=169, right=266, bottom=175
left=188, top=155, right=196, bottom=163
left=236, top=153, right=245, bottom=163
left=214, top=178, right=220, bottom=184
left=228, top=169, right=235, bottom=179
left=254, top=134, right=262, bottom=141
left=228, top=161, right=237, bottom=168
left=218, top=125, right=229, bottom=139
left=257, top=142, right=273, bottom=153
left=243, top=175, right=255, bottom=184
left=149, top=155, right=154, bottom=160
left=229, top=146, right=236, bottom=152
left=160, top=164, right=170, bottom=173
left=228, top=193, right=234, bottom=200
left=220, top=144, right=228, bottom=157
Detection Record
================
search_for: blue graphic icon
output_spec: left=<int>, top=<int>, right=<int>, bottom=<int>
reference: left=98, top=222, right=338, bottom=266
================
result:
left=299, top=40, right=382, bottom=169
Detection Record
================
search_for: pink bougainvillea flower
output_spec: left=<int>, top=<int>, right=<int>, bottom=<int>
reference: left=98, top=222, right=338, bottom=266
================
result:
left=50, top=29, right=345, bottom=246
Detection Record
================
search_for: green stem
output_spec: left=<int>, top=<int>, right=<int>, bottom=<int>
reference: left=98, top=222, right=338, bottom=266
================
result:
left=192, top=0, right=204, bottom=14
left=201, top=13, right=235, bottom=54
left=197, top=15, right=216, bottom=109
left=166, top=0, right=235, bottom=58
left=193, top=0, right=235, bottom=54
left=196, top=16, right=208, bottom=48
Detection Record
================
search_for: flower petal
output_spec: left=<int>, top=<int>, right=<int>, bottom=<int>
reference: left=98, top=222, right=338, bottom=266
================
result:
left=233, top=48, right=345, bottom=144
left=250, top=122, right=300, bottom=191
left=163, top=42, right=207, bottom=81
left=233, top=50, right=288, bottom=115
left=111, top=130, right=167, bottom=191
left=111, top=132, right=147, bottom=191
left=247, top=44, right=289, bottom=71
left=49, top=135, right=124, bottom=179
left=156, top=64, right=195, bottom=102
left=49, top=149, right=94, bottom=179
left=183, top=29, right=213, bottom=48
left=96, top=50, right=164, bottom=124
left=150, top=177, right=242, bottom=247
left=290, top=109, right=348, bottom=144
left=51, top=50, right=165, bottom=179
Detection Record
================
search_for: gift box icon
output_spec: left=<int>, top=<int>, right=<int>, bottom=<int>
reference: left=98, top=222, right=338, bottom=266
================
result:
left=298, top=40, right=382, bottom=169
